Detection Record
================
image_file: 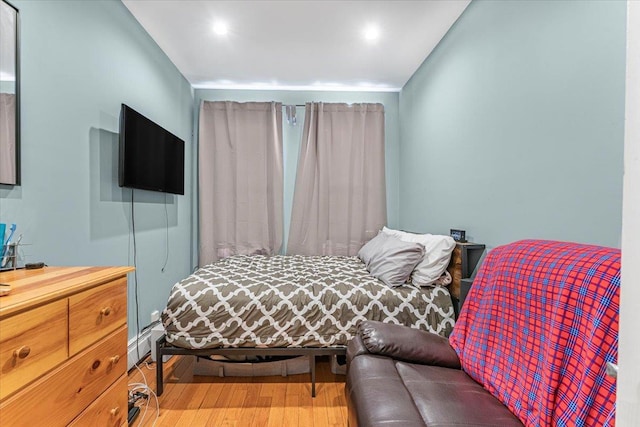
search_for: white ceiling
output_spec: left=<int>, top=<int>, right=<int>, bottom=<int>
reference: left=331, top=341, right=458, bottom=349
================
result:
left=122, top=0, right=470, bottom=92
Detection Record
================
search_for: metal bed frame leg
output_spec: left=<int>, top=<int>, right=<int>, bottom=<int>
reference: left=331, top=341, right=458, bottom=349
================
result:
left=153, top=340, right=344, bottom=398
left=156, top=335, right=165, bottom=396
left=310, top=354, right=316, bottom=398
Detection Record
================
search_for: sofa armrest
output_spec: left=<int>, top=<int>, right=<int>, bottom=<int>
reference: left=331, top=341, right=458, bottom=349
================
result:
left=346, top=333, right=370, bottom=371
left=347, top=333, right=369, bottom=360
left=357, top=320, right=461, bottom=369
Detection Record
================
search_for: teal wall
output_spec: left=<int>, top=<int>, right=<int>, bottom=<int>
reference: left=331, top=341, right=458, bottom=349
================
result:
left=0, top=0, right=194, bottom=342
left=0, top=0, right=625, bottom=353
left=399, top=0, right=626, bottom=249
left=194, top=89, right=400, bottom=254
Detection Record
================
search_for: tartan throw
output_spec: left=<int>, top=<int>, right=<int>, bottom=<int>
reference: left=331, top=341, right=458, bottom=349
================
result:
left=450, top=240, right=619, bottom=427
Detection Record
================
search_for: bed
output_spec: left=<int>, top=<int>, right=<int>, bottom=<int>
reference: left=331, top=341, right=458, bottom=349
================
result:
left=163, top=254, right=454, bottom=348
left=157, top=241, right=466, bottom=396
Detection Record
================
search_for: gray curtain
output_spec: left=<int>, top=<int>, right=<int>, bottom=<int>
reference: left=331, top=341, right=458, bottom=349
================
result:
left=198, top=101, right=284, bottom=265
left=287, top=102, right=387, bottom=256
left=0, top=93, right=16, bottom=184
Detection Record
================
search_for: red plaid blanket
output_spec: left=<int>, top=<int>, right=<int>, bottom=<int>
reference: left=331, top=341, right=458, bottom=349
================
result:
left=450, top=240, right=619, bottom=427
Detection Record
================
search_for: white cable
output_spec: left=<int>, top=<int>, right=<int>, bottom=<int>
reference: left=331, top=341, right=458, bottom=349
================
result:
left=128, top=382, right=150, bottom=427
left=133, top=364, right=153, bottom=425
left=129, top=382, right=155, bottom=426
left=135, top=362, right=148, bottom=384
left=130, top=384, right=159, bottom=427
left=128, top=361, right=160, bottom=426
left=136, top=362, right=160, bottom=426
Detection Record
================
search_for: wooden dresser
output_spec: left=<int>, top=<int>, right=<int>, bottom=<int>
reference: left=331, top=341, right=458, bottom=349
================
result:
left=0, top=266, right=133, bottom=427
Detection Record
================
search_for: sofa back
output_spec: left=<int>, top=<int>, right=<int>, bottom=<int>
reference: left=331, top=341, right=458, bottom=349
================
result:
left=450, top=240, right=619, bottom=427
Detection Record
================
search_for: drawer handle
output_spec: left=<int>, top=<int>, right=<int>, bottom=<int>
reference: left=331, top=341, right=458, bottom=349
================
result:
left=109, top=355, right=120, bottom=366
left=100, top=307, right=112, bottom=316
left=110, top=407, right=120, bottom=417
left=13, top=346, right=31, bottom=359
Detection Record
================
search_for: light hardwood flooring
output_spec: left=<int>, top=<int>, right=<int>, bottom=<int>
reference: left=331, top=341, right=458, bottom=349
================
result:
left=128, top=355, right=349, bottom=427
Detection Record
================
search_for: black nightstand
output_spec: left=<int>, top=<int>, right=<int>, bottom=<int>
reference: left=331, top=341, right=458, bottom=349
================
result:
left=456, top=242, right=485, bottom=278
left=452, top=242, right=485, bottom=318
left=459, top=277, right=474, bottom=313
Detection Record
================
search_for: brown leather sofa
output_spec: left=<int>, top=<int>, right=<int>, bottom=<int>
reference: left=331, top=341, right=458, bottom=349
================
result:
left=346, top=240, right=620, bottom=427
left=345, top=321, right=523, bottom=427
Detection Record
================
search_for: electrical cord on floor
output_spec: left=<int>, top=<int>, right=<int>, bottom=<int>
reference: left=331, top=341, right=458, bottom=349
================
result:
left=129, top=362, right=160, bottom=426
left=131, top=189, right=141, bottom=363
left=129, top=189, right=160, bottom=426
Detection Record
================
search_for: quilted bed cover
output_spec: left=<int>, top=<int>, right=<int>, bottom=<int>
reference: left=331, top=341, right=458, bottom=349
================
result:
left=450, top=240, right=619, bottom=427
left=162, top=255, right=455, bottom=349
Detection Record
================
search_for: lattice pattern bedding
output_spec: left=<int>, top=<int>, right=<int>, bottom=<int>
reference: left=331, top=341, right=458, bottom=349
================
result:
left=162, top=255, right=455, bottom=349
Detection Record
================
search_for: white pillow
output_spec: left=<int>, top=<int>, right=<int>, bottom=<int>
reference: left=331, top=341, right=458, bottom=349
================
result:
left=382, top=227, right=456, bottom=287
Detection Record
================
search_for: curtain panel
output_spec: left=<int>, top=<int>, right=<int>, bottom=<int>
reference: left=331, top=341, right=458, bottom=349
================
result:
left=198, top=101, right=284, bottom=265
left=287, top=102, right=387, bottom=256
left=0, top=93, right=16, bottom=184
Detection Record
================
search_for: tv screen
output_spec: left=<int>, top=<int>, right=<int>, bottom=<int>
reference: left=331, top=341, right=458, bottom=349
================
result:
left=119, top=104, right=185, bottom=195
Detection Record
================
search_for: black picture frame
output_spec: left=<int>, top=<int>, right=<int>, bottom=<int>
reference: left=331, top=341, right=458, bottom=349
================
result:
left=0, top=0, right=20, bottom=186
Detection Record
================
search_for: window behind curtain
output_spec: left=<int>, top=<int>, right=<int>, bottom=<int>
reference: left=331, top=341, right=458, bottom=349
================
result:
left=198, top=101, right=284, bottom=265
left=287, top=102, right=387, bottom=256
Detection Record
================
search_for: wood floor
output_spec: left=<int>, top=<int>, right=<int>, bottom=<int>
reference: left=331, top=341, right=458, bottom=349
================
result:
left=128, top=355, right=349, bottom=427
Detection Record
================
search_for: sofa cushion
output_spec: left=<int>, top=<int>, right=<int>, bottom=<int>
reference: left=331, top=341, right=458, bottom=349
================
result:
left=395, top=362, right=523, bottom=426
left=346, top=355, right=427, bottom=427
left=346, top=352, right=523, bottom=427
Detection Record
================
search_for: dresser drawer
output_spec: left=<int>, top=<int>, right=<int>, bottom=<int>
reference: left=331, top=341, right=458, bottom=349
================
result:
left=0, top=326, right=127, bottom=427
left=0, top=299, right=68, bottom=400
left=69, top=278, right=127, bottom=355
left=69, top=374, right=128, bottom=427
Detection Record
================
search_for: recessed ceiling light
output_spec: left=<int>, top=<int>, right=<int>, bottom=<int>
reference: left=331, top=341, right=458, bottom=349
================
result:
left=363, top=24, right=380, bottom=42
left=212, top=21, right=229, bottom=36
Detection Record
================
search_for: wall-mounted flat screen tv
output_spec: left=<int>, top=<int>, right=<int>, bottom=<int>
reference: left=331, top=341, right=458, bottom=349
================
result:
left=119, top=104, right=185, bottom=195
